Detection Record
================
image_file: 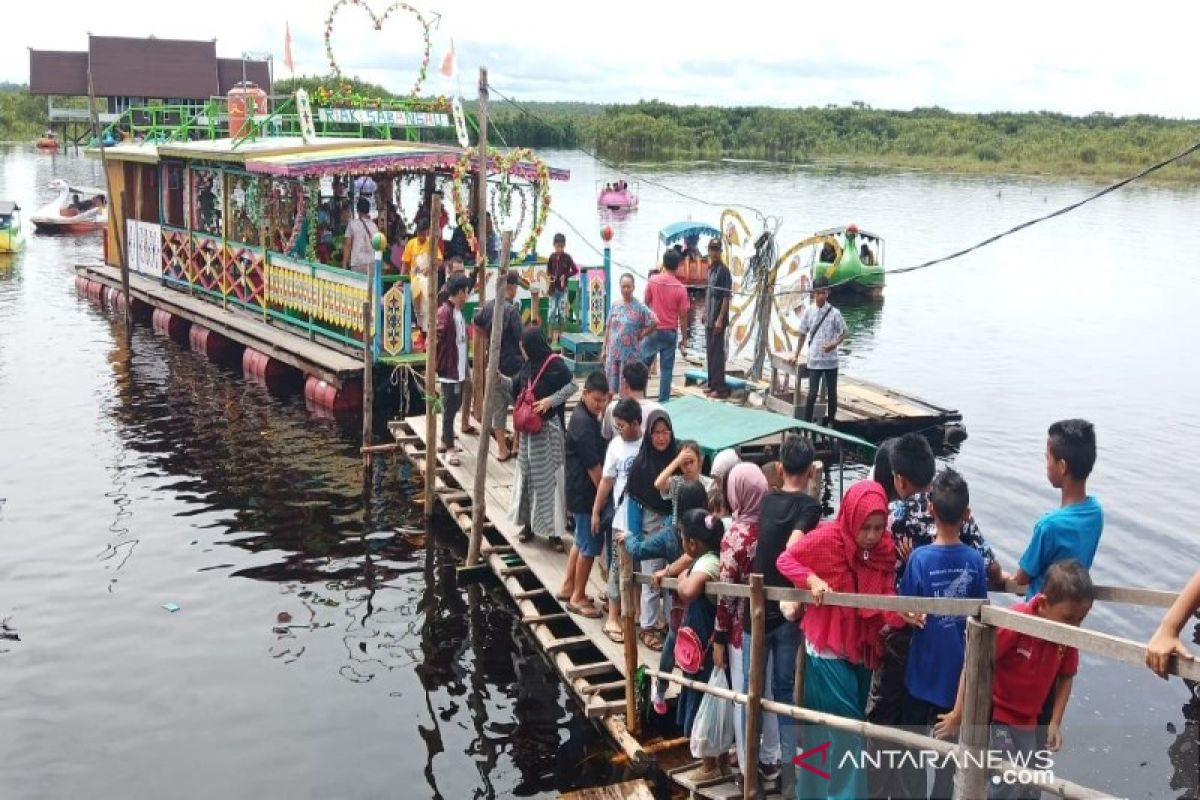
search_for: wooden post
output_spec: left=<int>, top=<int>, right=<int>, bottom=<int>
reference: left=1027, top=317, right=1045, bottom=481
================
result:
left=743, top=575, right=767, bottom=799
left=471, top=67, right=490, bottom=421
left=117, top=189, right=132, bottom=324
left=467, top=230, right=512, bottom=566
left=423, top=194, right=443, bottom=517
left=618, top=542, right=639, bottom=737
left=953, top=618, right=997, bottom=800
left=87, top=60, right=130, bottom=335
left=362, top=300, right=374, bottom=469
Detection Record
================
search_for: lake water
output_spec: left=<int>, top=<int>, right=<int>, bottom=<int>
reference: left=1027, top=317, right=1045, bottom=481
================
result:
left=1, top=144, right=1197, bottom=799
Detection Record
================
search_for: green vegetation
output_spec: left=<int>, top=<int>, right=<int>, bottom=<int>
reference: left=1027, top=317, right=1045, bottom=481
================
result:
left=515, top=101, right=1200, bottom=181
left=0, top=84, right=48, bottom=140
left=9, top=74, right=1200, bottom=180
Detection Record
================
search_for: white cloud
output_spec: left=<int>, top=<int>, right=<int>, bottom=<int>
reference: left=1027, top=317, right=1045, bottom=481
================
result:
left=8, top=0, right=1200, bottom=117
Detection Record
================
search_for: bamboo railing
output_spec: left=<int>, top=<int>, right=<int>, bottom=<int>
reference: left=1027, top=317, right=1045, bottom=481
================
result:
left=626, top=567, right=1199, bottom=800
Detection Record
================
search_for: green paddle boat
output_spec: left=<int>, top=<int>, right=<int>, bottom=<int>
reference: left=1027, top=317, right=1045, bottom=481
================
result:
left=812, top=223, right=884, bottom=298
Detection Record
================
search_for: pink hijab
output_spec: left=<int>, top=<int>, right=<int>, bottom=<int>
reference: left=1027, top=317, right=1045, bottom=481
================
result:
left=727, top=462, right=768, bottom=527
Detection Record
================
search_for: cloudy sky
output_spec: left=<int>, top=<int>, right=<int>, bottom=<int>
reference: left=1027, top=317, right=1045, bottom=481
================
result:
left=10, top=0, right=1200, bottom=117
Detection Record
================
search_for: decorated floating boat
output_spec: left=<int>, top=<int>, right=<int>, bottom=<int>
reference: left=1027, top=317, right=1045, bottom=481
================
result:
left=34, top=131, right=59, bottom=151
left=31, top=179, right=108, bottom=234
left=808, top=222, right=885, bottom=297
left=596, top=180, right=638, bottom=210
left=0, top=201, right=25, bottom=253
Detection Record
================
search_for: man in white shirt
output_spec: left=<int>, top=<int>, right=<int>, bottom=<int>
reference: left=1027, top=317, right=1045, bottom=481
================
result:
left=794, top=276, right=847, bottom=425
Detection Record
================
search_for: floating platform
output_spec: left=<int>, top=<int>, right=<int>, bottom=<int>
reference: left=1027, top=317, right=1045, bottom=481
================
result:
left=78, top=263, right=366, bottom=388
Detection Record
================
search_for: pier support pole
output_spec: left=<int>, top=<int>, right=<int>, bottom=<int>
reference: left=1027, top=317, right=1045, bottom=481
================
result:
left=618, top=543, right=639, bottom=737
left=743, top=575, right=766, bottom=799
left=953, top=618, right=997, bottom=800
left=423, top=195, right=443, bottom=517
left=471, top=67, right=490, bottom=427
left=362, top=300, right=374, bottom=469
left=467, top=231, right=512, bottom=566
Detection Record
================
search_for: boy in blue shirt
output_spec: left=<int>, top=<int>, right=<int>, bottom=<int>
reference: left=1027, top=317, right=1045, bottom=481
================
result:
left=1010, top=419, right=1103, bottom=599
left=895, top=468, right=989, bottom=800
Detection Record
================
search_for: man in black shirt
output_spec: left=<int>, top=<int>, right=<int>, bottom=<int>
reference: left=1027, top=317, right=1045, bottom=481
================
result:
left=704, top=239, right=732, bottom=398
left=472, top=272, right=525, bottom=461
left=559, top=371, right=611, bottom=617
left=750, top=433, right=821, bottom=791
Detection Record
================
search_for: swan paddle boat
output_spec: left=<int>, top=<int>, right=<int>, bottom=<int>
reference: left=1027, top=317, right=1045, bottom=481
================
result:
left=35, top=131, right=59, bottom=151
left=597, top=180, right=638, bottom=211
left=0, top=202, right=25, bottom=252
left=807, top=223, right=885, bottom=298
left=31, top=179, right=108, bottom=234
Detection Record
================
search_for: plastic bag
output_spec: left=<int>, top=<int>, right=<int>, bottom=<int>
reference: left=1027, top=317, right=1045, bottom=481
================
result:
left=690, top=669, right=735, bottom=758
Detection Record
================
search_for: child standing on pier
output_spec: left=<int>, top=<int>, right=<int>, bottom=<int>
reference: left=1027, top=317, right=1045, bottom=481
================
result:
left=894, top=468, right=989, bottom=800
left=592, top=398, right=644, bottom=644
left=546, top=233, right=578, bottom=346
left=1009, top=419, right=1103, bottom=600
left=435, top=275, right=471, bottom=466
left=675, top=509, right=727, bottom=783
left=935, top=560, right=1094, bottom=799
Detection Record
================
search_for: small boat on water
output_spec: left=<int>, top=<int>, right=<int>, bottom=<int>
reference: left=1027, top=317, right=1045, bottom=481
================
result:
left=597, top=180, right=638, bottom=210
left=0, top=201, right=26, bottom=252
left=657, top=220, right=719, bottom=289
left=31, top=179, right=108, bottom=234
left=809, top=223, right=885, bottom=298
left=34, top=131, right=59, bottom=152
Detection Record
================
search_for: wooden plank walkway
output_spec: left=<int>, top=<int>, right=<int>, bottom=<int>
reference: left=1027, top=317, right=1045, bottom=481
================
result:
left=78, top=264, right=363, bottom=388
left=395, top=416, right=676, bottom=720
left=559, top=779, right=656, bottom=800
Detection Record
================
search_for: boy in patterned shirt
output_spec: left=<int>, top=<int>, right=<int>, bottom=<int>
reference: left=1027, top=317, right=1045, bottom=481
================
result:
left=866, top=433, right=1004, bottom=798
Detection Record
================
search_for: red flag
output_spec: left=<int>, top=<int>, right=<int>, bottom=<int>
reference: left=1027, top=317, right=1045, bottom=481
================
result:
left=439, top=39, right=455, bottom=78
left=283, top=22, right=295, bottom=76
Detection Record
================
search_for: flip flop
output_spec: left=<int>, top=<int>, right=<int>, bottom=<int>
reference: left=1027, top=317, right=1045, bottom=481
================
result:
left=603, top=624, right=624, bottom=644
left=447, top=454, right=461, bottom=467
left=547, top=535, right=566, bottom=554
left=566, top=602, right=603, bottom=619
left=460, top=425, right=479, bottom=435
left=495, top=451, right=514, bottom=463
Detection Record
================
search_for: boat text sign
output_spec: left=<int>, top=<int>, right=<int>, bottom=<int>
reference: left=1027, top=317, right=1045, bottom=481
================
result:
left=316, top=108, right=450, bottom=128
left=126, top=220, right=162, bottom=277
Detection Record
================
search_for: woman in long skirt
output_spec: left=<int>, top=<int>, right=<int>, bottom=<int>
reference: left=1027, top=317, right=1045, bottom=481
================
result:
left=506, top=326, right=577, bottom=551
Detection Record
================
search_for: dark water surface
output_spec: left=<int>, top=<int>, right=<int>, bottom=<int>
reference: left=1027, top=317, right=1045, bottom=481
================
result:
left=2, top=144, right=1198, bottom=798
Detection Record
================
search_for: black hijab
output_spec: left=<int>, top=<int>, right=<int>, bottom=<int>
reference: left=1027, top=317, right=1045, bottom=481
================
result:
left=515, top=326, right=573, bottom=411
left=626, top=408, right=679, bottom=514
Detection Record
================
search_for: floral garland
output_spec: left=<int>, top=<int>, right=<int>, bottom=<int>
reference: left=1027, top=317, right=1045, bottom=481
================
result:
left=312, top=84, right=451, bottom=113
left=323, top=0, right=431, bottom=99
left=305, top=179, right=320, bottom=263
left=450, top=146, right=551, bottom=259
left=489, top=182, right=527, bottom=240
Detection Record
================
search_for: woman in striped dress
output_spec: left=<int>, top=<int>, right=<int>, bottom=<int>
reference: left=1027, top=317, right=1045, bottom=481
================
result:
left=506, top=326, right=578, bottom=551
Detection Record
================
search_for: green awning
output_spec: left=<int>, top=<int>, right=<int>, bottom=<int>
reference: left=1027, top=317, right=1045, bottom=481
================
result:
left=662, top=394, right=877, bottom=455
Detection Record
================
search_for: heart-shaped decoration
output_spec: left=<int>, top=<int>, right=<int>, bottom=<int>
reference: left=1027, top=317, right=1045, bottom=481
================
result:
left=323, top=0, right=432, bottom=98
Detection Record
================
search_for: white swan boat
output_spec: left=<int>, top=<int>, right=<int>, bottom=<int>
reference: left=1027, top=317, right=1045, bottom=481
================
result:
left=31, top=179, right=108, bottom=234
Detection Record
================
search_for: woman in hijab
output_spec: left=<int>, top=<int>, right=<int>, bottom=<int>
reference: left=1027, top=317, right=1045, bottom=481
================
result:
left=776, top=480, right=895, bottom=800
left=712, top=463, right=779, bottom=785
left=506, top=326, right=577, bottom=551
left=623, top=408, right=679, bottom=651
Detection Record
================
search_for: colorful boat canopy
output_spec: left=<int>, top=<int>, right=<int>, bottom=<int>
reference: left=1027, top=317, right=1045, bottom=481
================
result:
left=663, top=394, right=876, bottom=455
left=659, top=221, right=721, bottom=245
left=813, top=225, right=884, bottom=241
left=245, top=143, right=570, bottom=181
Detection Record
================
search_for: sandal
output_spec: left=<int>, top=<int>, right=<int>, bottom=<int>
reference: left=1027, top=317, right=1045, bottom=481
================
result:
left=495, top=451, right=515, bottom=463
left=547, top=535, right=566, bottom=554
left=517, top=528, right=534, bottom=543
left=566, top=602, right=603, bottom=619
left=460, top=424, right=479, bottom=436
left=447, top=454, right=461, bottom=467
left=638, top=629, right=664, bottom=652
left=603, top=623, right=624, bottom=644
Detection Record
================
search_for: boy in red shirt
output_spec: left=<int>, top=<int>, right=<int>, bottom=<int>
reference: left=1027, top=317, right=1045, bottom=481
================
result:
left=936, top=559, right=1094, bottom=799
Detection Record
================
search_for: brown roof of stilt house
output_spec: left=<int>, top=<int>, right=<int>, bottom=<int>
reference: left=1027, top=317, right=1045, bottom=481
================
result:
left=28, top=36, right=271, bottom=98
left=28, top=50, right=89, bottom=95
